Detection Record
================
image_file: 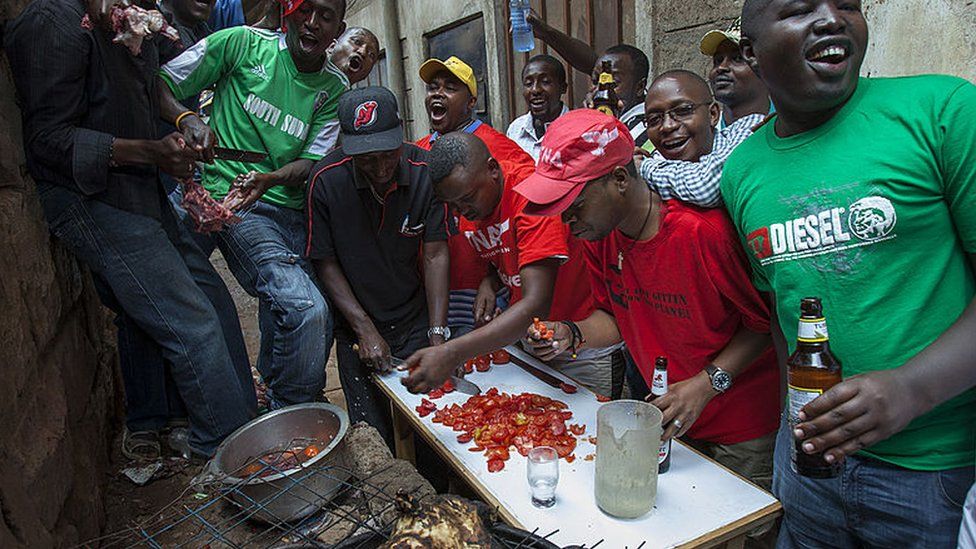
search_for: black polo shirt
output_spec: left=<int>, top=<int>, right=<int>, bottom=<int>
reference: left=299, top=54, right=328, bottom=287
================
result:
left=306, top=143, right=447, bottom=336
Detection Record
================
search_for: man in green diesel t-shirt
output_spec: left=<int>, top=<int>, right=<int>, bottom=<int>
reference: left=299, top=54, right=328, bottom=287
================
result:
left=157, top=0, right=349, bottom=409
left=721, top=1, right=976, bottom=546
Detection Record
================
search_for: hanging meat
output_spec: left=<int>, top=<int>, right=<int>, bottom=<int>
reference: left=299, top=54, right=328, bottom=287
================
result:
left=81, top=3, right=181, bottom=55
left=382, top=492, right=492, bottom=549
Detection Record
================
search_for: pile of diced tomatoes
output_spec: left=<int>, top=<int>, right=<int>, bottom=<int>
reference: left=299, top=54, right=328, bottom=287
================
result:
left=461, top=349, right=511, bottom=374
left=419, top=388, right=585, bottom=472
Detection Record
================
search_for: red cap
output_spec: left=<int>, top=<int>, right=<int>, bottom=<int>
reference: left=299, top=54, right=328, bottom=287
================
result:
left=514, top=109, right=635, bottom=216
left=281, top=0, right=304, bottom=16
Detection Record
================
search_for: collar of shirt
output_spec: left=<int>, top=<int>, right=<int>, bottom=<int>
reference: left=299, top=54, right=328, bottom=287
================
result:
left=513, top=103, right=569, bottom=142
left=620, top=102, right=645, bottom=127
left=430, top=118, right=483, bottom=142
left=352, top=158, right=412, bottom=192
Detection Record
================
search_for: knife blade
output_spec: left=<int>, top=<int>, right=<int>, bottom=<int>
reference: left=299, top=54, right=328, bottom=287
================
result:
left=507, top=352, right=564, bottom=389
left=388, top=356, right=481, bottom=395
left=213, top=147, right=268, bottom=163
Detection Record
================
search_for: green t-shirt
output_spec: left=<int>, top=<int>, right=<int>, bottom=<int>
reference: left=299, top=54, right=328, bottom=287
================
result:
left=721, top=75, right=976, bottom=471
left=160, top=27, right=348, bottom=209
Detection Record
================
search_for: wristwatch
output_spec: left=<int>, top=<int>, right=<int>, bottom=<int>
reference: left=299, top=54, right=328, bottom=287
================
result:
left=427, top=326, right=451, bottom=340
left=705, top=364, right=733, bottom=393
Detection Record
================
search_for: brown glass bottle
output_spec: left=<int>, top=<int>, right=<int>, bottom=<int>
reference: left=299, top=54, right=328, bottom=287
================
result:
left=649, top=356, right=671, bottom=473
left=787, top=297, right=843, bottom=478
left=592, top=60, right=620, bottom=118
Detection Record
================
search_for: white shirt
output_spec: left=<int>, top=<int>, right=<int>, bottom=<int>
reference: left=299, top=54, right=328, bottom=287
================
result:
left=506, top=104, right=570, bottom=162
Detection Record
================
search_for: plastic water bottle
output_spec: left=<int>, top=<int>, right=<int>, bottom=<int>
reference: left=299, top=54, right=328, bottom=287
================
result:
left=510, top=0, right=535, bottom=53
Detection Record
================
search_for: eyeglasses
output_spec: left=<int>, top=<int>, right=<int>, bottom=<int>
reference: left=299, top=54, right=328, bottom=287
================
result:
left=644, top=102, right=712, bottom=128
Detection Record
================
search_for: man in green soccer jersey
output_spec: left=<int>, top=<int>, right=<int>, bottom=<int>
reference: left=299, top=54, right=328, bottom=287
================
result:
left=158, top=0, right=349, bottom=409
left=721, top=0, right=976, bottom=546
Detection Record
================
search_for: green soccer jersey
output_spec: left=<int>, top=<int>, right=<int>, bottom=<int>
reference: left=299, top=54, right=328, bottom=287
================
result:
left=160, top=27, right=348, bottom=209
left=721, top=75, right=976, bottom=471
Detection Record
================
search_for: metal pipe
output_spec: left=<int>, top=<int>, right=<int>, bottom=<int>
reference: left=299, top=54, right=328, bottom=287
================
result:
left=379, top=0, right=408, bottom=133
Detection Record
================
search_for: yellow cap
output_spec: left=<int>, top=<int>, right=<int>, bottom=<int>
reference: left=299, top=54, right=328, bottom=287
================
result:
left=699, top=17, right=742, bottom=56
left=419, top=56, right=478, bottom=98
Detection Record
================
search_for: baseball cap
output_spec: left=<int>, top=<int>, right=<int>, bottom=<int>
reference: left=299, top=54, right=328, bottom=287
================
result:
left=281, top=0, right=303, bottom=17
left=514, top=109, right=635, bottom=217
left=699, top=17, right=742, bottom=56
left=419, top=56, right=478, bottom=98
left=338, top=86, right=404, bottom=155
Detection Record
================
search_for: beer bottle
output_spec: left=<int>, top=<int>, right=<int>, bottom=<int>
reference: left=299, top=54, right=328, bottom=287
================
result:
left=650, top=356, right=672, bottom=473
left=592, top=61, right=620, bottom=118
left=787, top=297, right=843, bottom=478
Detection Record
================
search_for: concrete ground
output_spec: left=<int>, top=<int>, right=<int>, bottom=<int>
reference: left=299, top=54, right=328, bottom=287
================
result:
left=211, top=251, right=346, bottom=411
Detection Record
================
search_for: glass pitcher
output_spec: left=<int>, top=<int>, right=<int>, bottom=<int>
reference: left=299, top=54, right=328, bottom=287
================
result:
left=594, top=400, right=663, bottom=518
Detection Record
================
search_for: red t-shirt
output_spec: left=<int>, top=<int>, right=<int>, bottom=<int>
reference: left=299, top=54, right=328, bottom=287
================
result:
left=584, top=200, right=780, bottom=444
left=416, top=123, right=540, bottom=291
left=458, top=165, right=593, bottom=322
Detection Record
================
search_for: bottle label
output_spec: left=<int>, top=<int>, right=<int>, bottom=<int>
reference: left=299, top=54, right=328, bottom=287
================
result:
left=651, top=369, right=668, bottom=396
left=797, top=317, right=828, bottom=343
left=787, top=384, right=823, bottom=426
left=599, top=72, right=614, bottom=85
left=658, top=439, right=670, bottom=463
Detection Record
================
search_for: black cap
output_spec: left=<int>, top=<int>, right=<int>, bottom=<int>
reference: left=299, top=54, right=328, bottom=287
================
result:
left=338, top=86, right=403, bottom=155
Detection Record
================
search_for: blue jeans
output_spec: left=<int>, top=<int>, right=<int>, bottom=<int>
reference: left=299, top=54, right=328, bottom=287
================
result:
left=36, top=182, right=256, bottom=455
left=92, top=256, right=251, bottom=433
left=171, top=195, right=331, bottom=408
left=772, top=415, right=972, bottom=548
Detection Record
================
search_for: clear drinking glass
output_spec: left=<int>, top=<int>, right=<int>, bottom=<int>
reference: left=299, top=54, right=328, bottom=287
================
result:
left=527, top=446, right=559, bottom=508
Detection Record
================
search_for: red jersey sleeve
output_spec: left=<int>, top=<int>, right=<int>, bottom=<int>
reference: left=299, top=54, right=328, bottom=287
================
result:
left=514, top=207, right=570, bottom=269
left=698, top=216, right=772, bottom=334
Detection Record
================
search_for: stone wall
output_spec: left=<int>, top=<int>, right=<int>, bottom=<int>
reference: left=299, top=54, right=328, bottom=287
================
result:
left=643, top=0, right=976, bottom=83
left=0, top=1, right=120, bottom=547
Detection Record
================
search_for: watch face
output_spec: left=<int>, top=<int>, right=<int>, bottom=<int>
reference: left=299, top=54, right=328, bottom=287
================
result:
left=713, top=371, right=733, bottom=392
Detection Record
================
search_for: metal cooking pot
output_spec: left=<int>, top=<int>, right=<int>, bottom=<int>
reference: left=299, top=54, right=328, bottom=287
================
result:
left=206, top=402, right=350, bottom=524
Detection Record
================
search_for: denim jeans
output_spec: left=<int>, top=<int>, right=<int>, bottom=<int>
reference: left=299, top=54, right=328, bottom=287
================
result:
left=960, top=482, right=976, bottom=548
left=92, top=257, right=251, bottom=433
left=335, top=323, right=429, bottom=449
left=36, top=182, right=256, bottom=455
left=772, top=415, right=973, bottom=548
left=171, top=194, right=331, bottom=408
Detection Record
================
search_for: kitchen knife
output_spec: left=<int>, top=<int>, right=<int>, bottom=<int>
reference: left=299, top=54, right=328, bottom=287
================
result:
left=213, top=147, right=268, bottom=163
left=388, top=356, right=481, bottom=396
left=507, top=351, right=565, bottom=389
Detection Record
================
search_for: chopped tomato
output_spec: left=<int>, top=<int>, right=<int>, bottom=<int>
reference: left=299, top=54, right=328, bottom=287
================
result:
left=565, top=454, right=576, bottom=463
left=456, top=433, right=472, bottom=443
left=428, top=388, right=445, bottom=399
left=463, top=360, right=475, bottom=374
left=490, top=349, right=510, bottom=364
left=442, top=379, right=455, bottom=393
left=569, top=424, right=586, bottom=436
left=475, top=360, right=490, bottom=372
left=549, top=420, right=567, bottom=436
left=485, top=446, right=510, bottom=461
left=560, top=382, right=578, bottom=394
left=596, top=394, right=611, bottom=402
left=487, top=459, right=505, bottom=473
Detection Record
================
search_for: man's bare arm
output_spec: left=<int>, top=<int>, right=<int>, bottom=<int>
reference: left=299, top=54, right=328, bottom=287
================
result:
left=527, top=11, right=597, bottom=74
left=423, top=241, right=450, bottom=343
left=401, top=259, right=560, bottom=392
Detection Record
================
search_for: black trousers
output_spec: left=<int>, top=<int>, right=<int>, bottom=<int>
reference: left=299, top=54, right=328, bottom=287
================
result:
left=335, top=323, right=429, bottom=449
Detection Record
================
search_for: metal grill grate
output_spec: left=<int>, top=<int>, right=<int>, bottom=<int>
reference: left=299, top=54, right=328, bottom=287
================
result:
left=79, top=449, right=569, bottom=548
